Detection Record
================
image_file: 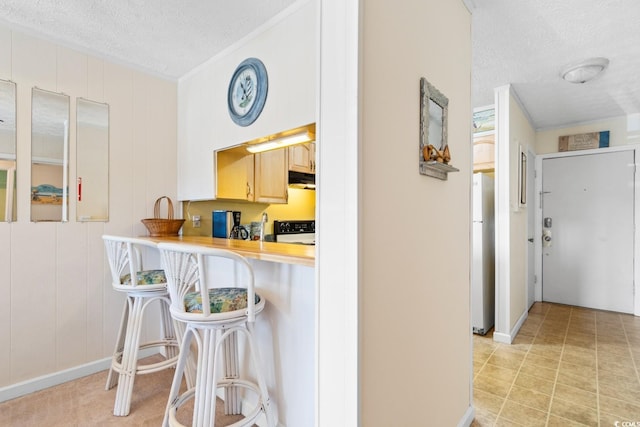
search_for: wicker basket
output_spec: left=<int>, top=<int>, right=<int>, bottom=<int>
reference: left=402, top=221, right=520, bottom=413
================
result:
left=141, top=196, right=185, bottom=237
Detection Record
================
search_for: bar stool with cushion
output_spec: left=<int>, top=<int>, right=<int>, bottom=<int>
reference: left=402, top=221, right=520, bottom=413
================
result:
left=158, top=242, right=275, bottom=427
left=103, top=235, right=180, bottom=416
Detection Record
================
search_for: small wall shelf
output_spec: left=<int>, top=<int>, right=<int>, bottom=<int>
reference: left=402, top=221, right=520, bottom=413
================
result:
left=419, top=161, right=459, bottom=180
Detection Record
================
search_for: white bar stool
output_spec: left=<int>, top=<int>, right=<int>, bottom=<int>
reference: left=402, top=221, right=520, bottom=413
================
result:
left=158, top=242, right=276, bottom=427
left=103, top=235, right=180, bottom=416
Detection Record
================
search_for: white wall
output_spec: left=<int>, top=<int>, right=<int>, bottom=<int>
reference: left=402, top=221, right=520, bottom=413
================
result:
left=0, top=25, right=177, bottom=391
left=358, top=1, right=473, bottom=425
left=177, top=1, right=316, bottom=201
left=494, top=87, right=536, bottom=342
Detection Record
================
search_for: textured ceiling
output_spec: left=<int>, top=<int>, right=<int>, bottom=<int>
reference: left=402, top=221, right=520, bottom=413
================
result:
left=0, top=0, right=296, bottom=79
left=471, top=0, right=640, bottom=130
left=1, top=1, right=638, bottom=130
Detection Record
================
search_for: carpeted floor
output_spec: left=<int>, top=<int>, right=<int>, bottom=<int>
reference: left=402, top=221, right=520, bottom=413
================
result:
left=0, top=355, right=249, bottom=426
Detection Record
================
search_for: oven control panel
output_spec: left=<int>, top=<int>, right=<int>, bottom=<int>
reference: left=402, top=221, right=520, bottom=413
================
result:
left=273, top=220, right=315, bottom=235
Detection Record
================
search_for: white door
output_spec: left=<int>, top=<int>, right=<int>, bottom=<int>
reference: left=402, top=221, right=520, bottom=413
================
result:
left=541, top=150, right=635, bottom=313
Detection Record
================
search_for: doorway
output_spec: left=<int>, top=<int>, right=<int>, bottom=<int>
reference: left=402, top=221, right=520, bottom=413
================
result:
left=541, top=149, right=635, bottom=313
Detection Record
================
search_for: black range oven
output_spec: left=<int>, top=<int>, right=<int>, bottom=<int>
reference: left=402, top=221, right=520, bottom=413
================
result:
left=273, top=220, right=315, bottom=245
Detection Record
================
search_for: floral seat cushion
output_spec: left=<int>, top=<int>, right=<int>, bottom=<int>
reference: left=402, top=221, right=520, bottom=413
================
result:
left=121, top=269, right=166, bottom=286
left=184, top=287, right=261, bottom=314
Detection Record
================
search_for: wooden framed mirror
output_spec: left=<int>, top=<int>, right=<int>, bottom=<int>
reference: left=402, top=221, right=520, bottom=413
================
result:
left=31, top=87, right=70, bottom=222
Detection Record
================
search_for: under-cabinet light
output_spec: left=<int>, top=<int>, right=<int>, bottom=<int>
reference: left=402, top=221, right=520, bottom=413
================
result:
left=246, top=131, right=313, bottom=153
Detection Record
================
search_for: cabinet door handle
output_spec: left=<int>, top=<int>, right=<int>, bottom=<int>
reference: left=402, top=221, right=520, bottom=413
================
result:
left=246, top=182, right=251, bottom=198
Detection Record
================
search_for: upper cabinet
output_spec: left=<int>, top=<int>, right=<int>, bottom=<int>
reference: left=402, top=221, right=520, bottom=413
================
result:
left=254, top=149, right=288, bottom=203
left=288, top=142, right=315, bottom=174
left=473, top=106, right=495, bottom=173
left=215, top=146, right=288, bottom=204
left=473, top=133, right=495, bottom=173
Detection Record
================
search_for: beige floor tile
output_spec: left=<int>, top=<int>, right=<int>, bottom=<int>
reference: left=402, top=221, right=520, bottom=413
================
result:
left=560, top=350, right=597, bottom=368
left=598, top=359, right=638, bottom=377
left=472, top=407, right=498, bottom=427
left=550, top=398, right=598, bottom=426
left=537, top=326, right=566, bottom=339
left=474, top=361, right=486, bottom=378
left=475, top=348, right=496, bottom=364
left=479, top=364, right=519, bottom=384
left=525, top=352, right=560, bottom=371
left=474, top=387, right=505, bottom=415
left=598, top=350, right=634, bottom=367
left=598, top=368, right=640, bottom=389
left=599, top=381, right=640, bottom=405
left=597, top=334, right=628, bottom=345
left=527, top=344, right=563, bottom=361
left=513, top=372, right=554, bottom=396
left=599, top=342, right=632, bottom=357
left=600, top=411, right=632, bottom=427
left=555, top=370, right=596, bottom=393
left=558, top=360, right=595, bottom=378
left=599, top=395, right=640, bottom=420
left=552, top=383, right=597, bottom=409
left=518, top=323, right=541, bottom=338
left=546, top=414, right=589, bottom=427
left=499, top=400, right=547, bottom=427
left=494, top=417, right=525, bottom=427
left=474, top=303, right=640, bottom=427
left=507, top=386, right=551, bottom=413
left=487, top=348, right=526, bottom=371
left=564, top=334, right=596, bottom=350
left=475, top=373, right=514, bottom=398
left=519, top=362, right=557, bottom=382
left=510, top=334, right=534, bottom=352
left=533, top=334, right=565, bottom=346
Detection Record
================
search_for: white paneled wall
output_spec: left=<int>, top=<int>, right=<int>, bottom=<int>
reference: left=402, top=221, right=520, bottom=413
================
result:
left=0, top=25, right=177, bottom=390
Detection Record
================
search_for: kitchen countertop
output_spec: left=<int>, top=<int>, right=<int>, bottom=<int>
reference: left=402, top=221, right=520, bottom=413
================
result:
left=139, top=235, right=315, bottom=267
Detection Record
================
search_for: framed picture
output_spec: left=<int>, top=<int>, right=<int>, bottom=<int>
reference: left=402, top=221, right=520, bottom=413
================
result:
left=558, top=130, right=609, bottom=152
left=473, top=106, right=495, bottom=134
left=518, top=145, right=527, bottom=207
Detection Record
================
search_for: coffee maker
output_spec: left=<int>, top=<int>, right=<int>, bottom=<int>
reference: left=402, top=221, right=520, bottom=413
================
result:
left=229, top=211, right=249, bottom=239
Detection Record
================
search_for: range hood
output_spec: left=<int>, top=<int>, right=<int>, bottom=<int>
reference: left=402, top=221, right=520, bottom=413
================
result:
left=288, top=170, right=316, bottom=189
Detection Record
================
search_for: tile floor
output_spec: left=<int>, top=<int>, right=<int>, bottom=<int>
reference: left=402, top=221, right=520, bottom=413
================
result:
left=472, top=302, right=640, bottom=426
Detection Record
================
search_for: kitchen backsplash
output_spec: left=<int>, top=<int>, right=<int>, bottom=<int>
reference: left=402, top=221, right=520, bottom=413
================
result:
left=181, top=187, right=316, bottom=237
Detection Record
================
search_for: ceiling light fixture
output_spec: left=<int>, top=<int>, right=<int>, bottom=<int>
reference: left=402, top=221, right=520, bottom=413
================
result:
left=561, top=57, right=609, bottom=84
left=246, top=130, right=314, bottom=153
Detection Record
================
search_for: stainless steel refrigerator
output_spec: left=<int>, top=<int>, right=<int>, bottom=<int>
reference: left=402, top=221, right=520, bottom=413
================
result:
left=472, top=173, right=495, bottom=335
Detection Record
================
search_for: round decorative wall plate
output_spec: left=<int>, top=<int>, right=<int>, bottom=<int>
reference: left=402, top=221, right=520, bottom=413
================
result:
left=227, top=57, right=268, bottom=126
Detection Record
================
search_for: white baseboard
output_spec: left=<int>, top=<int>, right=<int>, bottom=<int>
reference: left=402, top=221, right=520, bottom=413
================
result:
left=0, top=348, right=156, bottom=403
left=493, top=310, right=528, bottom=344
left=457, top=405, right=475, bottom=427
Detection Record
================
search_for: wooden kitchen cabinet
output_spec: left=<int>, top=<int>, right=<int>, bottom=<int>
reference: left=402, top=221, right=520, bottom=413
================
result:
left=216, top=146, right=288, bottom=203
left=288, top=142, right=316, bottom=174
left=473, top=133, right=495, bottom=173
left=216, top=147, right=255, bottom=200
left=254, top=148, right=288, bottom=203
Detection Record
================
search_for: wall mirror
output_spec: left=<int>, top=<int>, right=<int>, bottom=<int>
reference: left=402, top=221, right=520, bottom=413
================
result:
left=31, top=88, right=70, bottom=222
left=0, top=79, right=17, bottom=222
left=419, top=77, right=458, bottom=179
left=420, top=77, right=448, bottom=153
left=76, top=98, right=109, bottom=221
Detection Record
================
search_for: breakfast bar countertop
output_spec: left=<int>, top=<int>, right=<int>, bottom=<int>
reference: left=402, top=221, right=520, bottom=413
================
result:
left=139, top=235, right=315, bottom=267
